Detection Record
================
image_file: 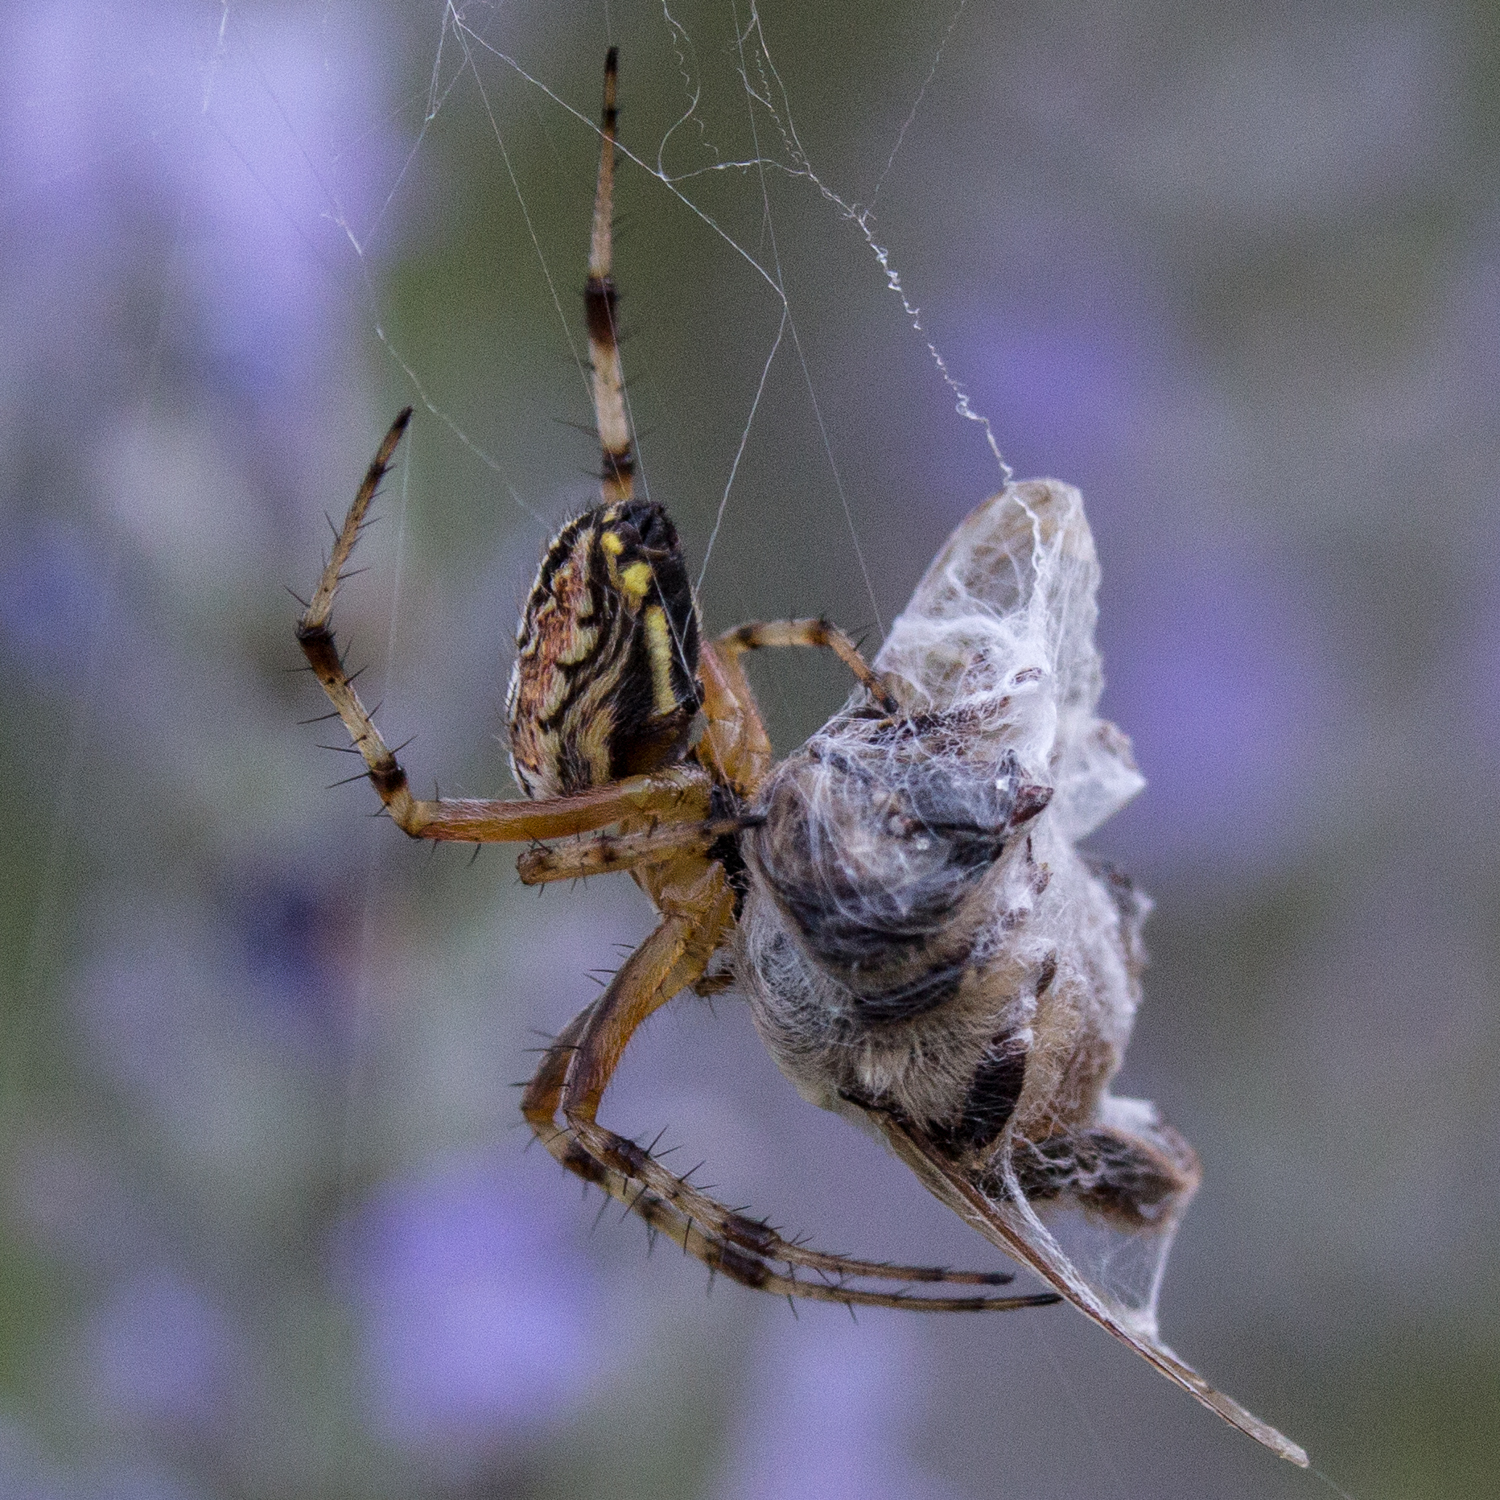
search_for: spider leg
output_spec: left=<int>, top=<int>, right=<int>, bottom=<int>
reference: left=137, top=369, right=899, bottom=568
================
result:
left=696, top=620, right=893, bottom=793
left=521, top=862, right=1057, bottom=1311
left=384, top=769, right=713, bottom=844
left=515, top=812, right=759, bottom=884
left=586, top=48, right=633, bottom=505
left=715, top=617, right=899, bottom=713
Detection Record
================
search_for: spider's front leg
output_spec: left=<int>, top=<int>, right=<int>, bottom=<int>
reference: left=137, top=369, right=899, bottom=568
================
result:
left=520, top=859, right=1058, bottom=1313
left=715, top=618, right=900, bottom=714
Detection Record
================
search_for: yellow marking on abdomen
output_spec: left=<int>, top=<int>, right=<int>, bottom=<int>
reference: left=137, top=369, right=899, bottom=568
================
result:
left=619, top=560, right=652, bottom=599
left=643, top=606, right=678, bottom=715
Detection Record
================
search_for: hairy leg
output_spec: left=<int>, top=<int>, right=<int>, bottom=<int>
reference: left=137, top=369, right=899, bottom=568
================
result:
left=516, top=813, right=759, bottom=884
left=586, top=49, right=632, bottom=504
left=522, top=867, right=1057, bottom=1311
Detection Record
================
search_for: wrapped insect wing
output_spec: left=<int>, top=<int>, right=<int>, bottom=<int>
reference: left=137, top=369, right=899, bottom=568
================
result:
left=739, top=480, right=1307, bottom=1467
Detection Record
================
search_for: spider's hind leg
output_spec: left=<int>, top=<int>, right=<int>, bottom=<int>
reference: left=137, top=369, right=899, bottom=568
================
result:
left=521, top=864, right=1058, bottom=1313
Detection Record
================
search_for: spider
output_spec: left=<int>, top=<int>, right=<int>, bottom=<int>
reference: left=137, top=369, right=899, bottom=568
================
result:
left=297, top=51, right=1307, bottom=1465
left=295, top=49, right=1052, bottom=1318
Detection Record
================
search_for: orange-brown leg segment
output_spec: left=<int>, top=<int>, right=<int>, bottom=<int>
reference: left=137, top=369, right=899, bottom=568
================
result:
left=515, top=813, right=757, bottom=885
left=715, top=617, right=899, bottom=714
left=522, top=864, right=1059, bottom=1311
left=696, top=619, right=894, bottom=797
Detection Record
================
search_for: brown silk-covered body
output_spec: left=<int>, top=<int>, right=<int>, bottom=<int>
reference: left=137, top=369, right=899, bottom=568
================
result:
left=507, top=500, right=703, bottom=799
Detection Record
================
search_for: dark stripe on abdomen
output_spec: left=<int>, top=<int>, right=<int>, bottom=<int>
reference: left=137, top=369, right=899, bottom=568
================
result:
left=934, top=1036, right=1028, bottom=1156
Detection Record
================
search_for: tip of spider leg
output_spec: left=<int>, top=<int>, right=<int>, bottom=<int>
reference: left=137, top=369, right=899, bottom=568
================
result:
left=786, top=1294, right=799, bottom=1320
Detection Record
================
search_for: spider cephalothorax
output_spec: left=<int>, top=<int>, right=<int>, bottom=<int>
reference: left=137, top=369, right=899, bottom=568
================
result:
left=507, top=499, right=702, bottom=798
left=294, top=48, right=1306, bottom=1466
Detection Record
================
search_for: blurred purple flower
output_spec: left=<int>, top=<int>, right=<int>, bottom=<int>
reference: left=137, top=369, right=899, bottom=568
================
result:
left=0, top=523, right=110, bottom=679
left=346, top=1156, right=602, bottom=1464
left=975, top=309, right=1155, bottom=487
left=718, top=1319, right=962, bottom=1500
left=3, top=0, right=409, bottom=565
left=85, top=1268, right=237, bottom=1434
left=1105, top=542, right=1347, bottom=870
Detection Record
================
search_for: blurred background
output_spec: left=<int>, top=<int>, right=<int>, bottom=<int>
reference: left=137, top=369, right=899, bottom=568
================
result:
left=1, top=1, right=1496, bottom=1496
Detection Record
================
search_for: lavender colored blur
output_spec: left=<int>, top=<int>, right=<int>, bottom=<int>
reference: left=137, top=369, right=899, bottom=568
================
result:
left=0, top=3, right=1495, bottom=1499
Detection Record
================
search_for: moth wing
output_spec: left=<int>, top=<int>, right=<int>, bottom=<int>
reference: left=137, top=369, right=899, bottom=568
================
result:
left=866, top=1110, right=1309, bottom=1468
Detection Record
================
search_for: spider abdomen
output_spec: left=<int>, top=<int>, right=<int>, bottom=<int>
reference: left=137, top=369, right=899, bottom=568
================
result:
left=507, top=499, right=703, bottom=798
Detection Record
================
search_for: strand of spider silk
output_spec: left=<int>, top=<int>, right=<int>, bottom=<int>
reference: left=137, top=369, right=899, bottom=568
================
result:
left=866, top=0, right=969, bottom=212
left=696, top=302, right=788, bottom=595
left=728, top=0, right=885, bottom=639
left=741, top=6, right=1013, bottom=490
left=2, top=195, right=190, bottom=1177
left=1308, top=1465, right=1365, bottom=1500
left=318, top=418, right=416, bottom=1481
